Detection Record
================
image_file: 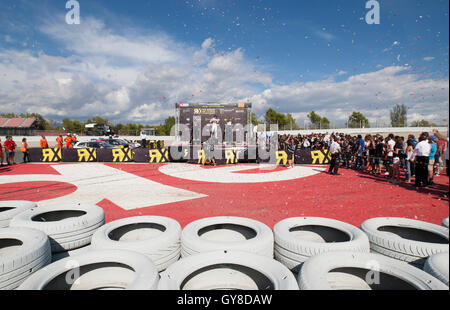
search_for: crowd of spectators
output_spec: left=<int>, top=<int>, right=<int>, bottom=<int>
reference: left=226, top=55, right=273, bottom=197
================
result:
left=275, top=130, right=448, bottom=188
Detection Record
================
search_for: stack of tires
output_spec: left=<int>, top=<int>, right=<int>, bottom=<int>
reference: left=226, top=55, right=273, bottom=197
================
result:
left=273, top=217, right=371, bottom=273
left=0, top=227, right=51, bottom=290
left=18, top=250, right=160, bottom=290
left=160, top=216, right=297, bottom=290
left=90, top=216, right=182, bottom=272
left=9, top=204, right=105, bottom=258
left=360, top=217, right=449, bottom=268
left=181, top=217, right=274, bottom=258
left=0, top=201, right=37, bottom=228
left=297, top=251, right=448, bottom=290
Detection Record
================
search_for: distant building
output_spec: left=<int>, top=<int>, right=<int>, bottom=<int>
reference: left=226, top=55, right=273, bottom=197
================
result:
left=0, top=118, right=37, bottom=136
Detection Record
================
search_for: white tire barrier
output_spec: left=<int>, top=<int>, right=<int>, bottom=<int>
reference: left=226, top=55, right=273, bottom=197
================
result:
left=361, top=218, right=449, bottom=267
left=0, top=227, right=51, bottom=290
left=298, top=252, right=448, bottom=290
left=0, top=201, right=37, bottom=228
left=181, top=217, right=274, bottom=258
left=51, top=244, right=92, bottom=263
left=158, top=250, right=299, bottom=290
left=274, top=217, right=370, bottom=273
left=424, top=253, right=449, bottom=286
left=9, top=204, right=105, bottom=253
left=443, top=218, right=449, bottom=228
left=18, top=250, right=159, bottom=290
left=91, top=216, right=181, bottom=272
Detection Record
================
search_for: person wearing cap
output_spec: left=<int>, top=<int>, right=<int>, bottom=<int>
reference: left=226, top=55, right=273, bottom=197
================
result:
left=411, top=132, right=431, bottom=188
left=328, top=135, right=342, bottom=175
left=65, top=134, right=73, bottom=149
left=428, top=136, right=438, bottom=185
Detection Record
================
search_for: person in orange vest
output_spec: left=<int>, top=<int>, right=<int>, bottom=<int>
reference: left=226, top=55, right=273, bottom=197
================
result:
left=65, top=134, right=73, bottom=149
left=71, top=134, right=77, bottom=146
left=40, top=136, right=49, bottom=149
left=56, top=135, right=64, bottom=149
left=21, top=138, right=30, bottom=163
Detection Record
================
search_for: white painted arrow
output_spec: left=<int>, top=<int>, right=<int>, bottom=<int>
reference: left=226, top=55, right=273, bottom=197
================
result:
left=0, top=164, right=206, bottom=210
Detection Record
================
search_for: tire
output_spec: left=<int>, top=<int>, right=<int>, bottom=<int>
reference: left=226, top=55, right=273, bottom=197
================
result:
left=424, top=253, right=449, bottom=286
left=90, top=216, right=181, bottom=272
left=361, top=218, right=449, bottom=266
left=9, top=204, right=105, bottom=253
left=158, top=250, right=299, bottom=290
left=181, top=217, right=274, bottom=258
left=0, top=227, right=51, bottom=290
left=51, top=244, right=93, bottom=263
left=273, top=217, right=370, bottom=271
left=0, top=201, right=37, bottom=228
left=17, top=250, right=159, bottom=290
left=443, top=218, right=449, bottom=228
left=298, top=251, right=448, bottom=290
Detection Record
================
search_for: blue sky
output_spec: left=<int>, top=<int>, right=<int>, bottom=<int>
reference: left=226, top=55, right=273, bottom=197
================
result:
left=0, top=0, right=448, bottom=126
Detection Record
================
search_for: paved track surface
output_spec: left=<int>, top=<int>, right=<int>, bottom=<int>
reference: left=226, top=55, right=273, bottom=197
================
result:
left=0, top=163, right=448, bottom=228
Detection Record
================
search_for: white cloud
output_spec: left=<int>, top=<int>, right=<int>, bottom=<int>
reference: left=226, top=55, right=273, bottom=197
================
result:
left=0, top=16, right=448, bottom=128
left=423, top=57, right=435, bottom=62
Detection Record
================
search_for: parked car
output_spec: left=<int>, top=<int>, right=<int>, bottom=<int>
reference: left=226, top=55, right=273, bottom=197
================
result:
left=73, top=141, right=119, bottom=149
left=98, top=138, right=134, bottom=149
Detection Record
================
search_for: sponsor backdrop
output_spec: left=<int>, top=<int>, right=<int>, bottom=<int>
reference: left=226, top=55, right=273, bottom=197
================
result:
left=24, top=147, right=331, bottom=165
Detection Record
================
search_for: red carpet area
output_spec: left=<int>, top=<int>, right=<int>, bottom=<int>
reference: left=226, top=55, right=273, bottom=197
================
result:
left=0, top=163, right=448, bottom=228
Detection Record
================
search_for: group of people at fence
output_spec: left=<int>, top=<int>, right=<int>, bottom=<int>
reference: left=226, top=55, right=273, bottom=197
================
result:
left=278, top=130, right=449, bottom=188
left=0, top=136, right=30, bottom=166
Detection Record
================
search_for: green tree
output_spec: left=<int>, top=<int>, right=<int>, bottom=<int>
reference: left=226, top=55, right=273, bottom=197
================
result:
left=410, top=119, right=437, bottom=127
left=251, top=113, right=262, bottom=125
left=348, top=112, right=370, bottom=128
left=390, top=104, right=408, bottom=127
left=307, top=111, right=330, bottom=129
left=286, top=114, right=300, bottom=130
left=265, top=108, right=288, bottom=129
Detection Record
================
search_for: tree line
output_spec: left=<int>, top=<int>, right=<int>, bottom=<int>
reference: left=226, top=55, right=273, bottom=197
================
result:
left=1, top=104, right=444, bottom=136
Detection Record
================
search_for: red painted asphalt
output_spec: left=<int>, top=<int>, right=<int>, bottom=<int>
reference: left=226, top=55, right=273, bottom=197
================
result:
left=0, top=163, right=448, bottom=228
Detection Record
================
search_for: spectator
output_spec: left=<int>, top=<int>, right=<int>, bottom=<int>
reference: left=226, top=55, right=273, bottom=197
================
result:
left=4, top=136, right=16, bottom=165
left=385, top=134, right=396, bottom=176
left=21, top=138, right=30, bottom=163
left=328, top=136, right=342, bottom=176
left=433, top=129, right=449, bottom=177
left=374, top=136, right=385, bottom=175
left=0, top=137, right=4, bottom=167
left=405, top=140, right=415, bottom=184
left=428, top=136, right=438, bottom=185
left=411, top=133, right=431, bottom=188
left=285, top=137, right=296, bottom=169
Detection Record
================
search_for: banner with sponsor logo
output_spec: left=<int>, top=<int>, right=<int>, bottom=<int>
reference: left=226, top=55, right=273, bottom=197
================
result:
left=26, top=147, right=332, bottom=165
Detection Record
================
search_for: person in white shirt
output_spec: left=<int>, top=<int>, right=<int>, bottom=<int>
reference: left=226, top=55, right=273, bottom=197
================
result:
left=328, top=136, right=342, bottom=175
left=411, top=133, right=431, bottom=188
left=385, top=134, right=396, bottom=176
left=210, top=115, right=219, bottom=140
left=303, top=139, right=311, bottom=149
